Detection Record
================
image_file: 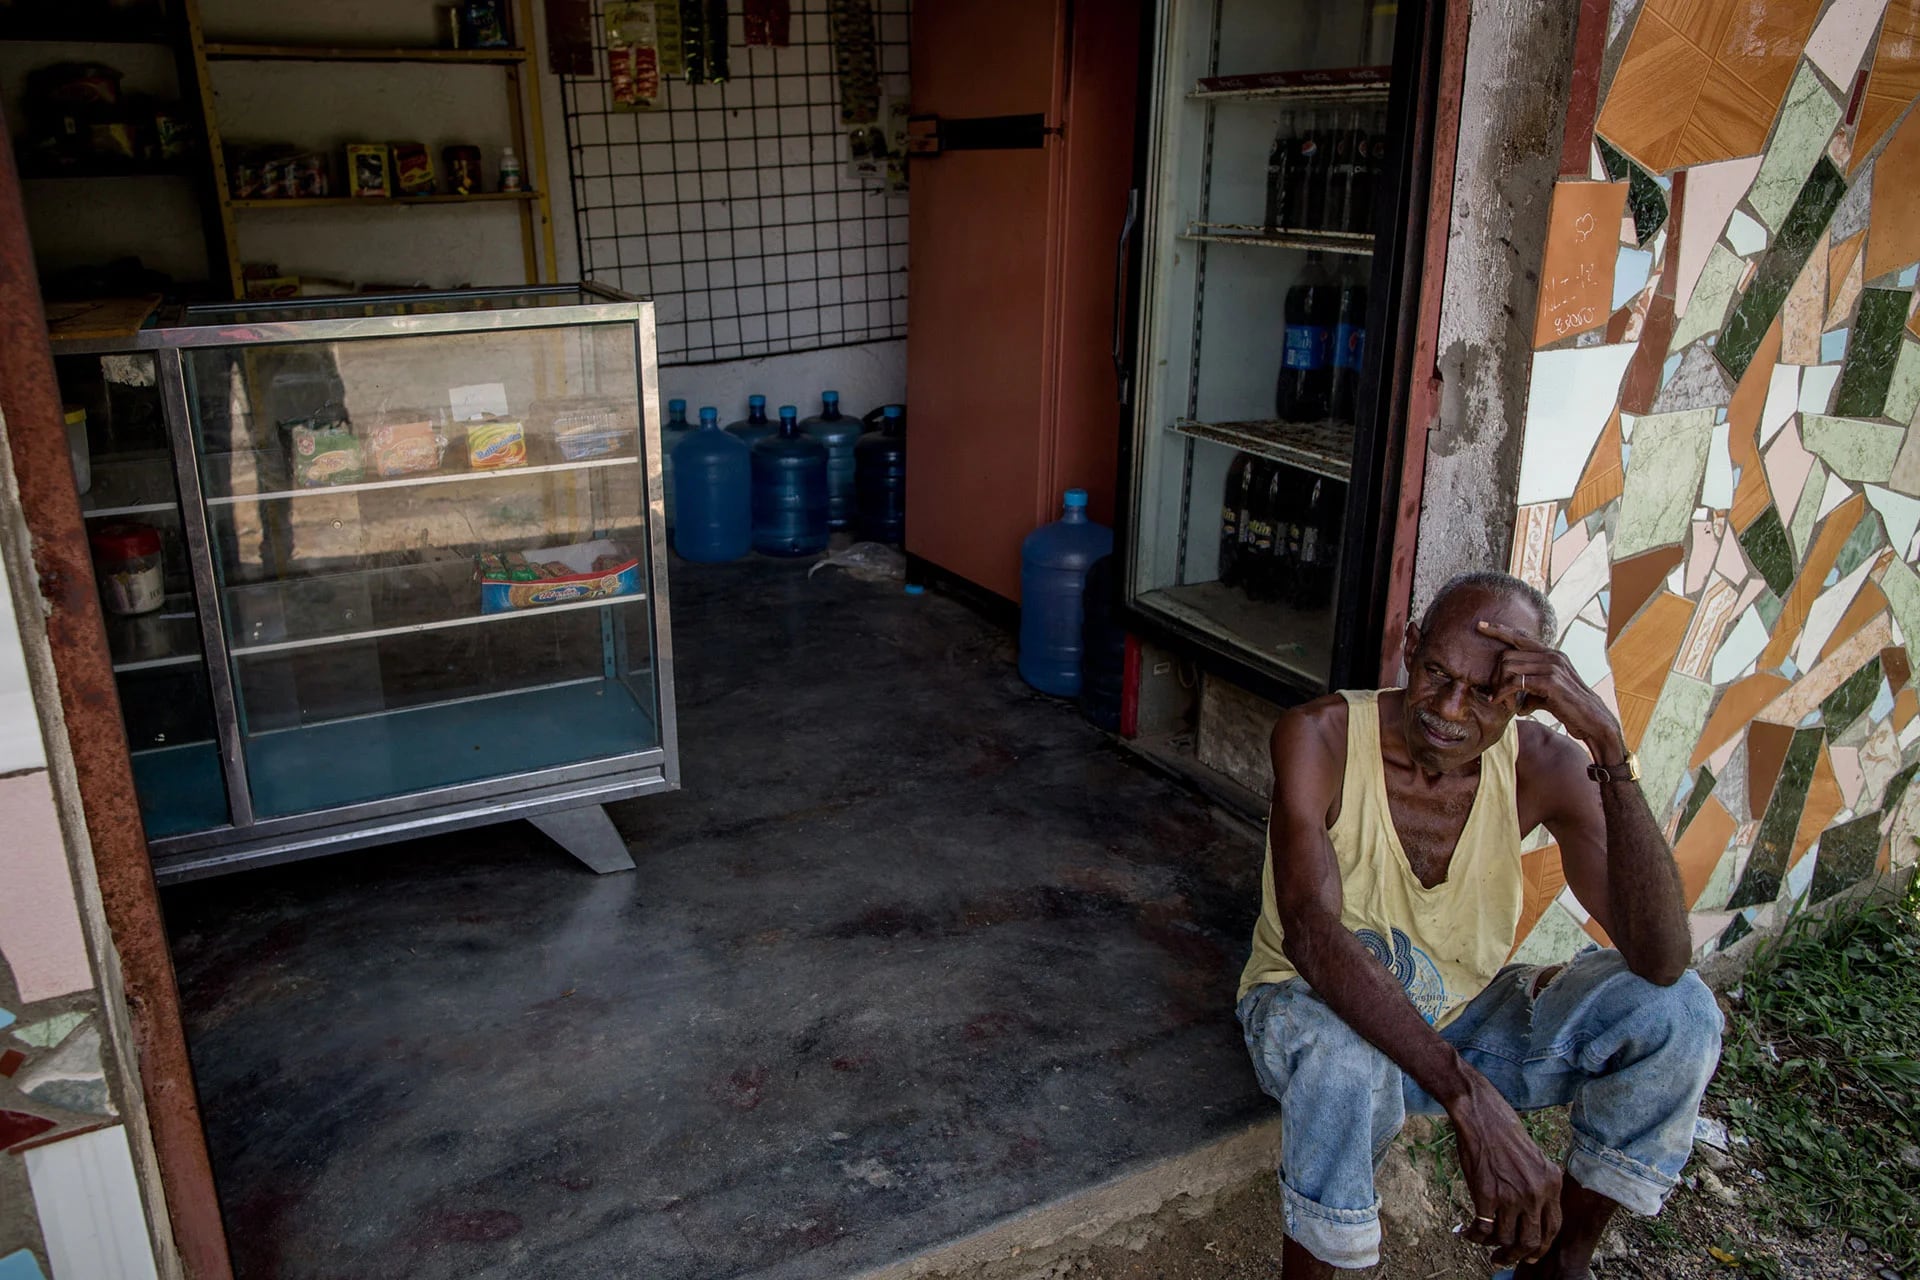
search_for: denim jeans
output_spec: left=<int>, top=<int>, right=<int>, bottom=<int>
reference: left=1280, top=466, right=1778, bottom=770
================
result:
left=1235, top=948, right=1723, bottom=1269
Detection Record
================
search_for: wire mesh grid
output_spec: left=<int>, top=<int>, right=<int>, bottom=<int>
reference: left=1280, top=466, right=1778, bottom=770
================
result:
left=559, top=0, right=911, bottom=366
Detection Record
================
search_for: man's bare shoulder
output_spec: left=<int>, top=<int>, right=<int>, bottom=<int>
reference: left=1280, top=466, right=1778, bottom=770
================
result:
left=1270, top=691, right=1350, bottom=757
left=1514, top=717, right=1594, bottom=782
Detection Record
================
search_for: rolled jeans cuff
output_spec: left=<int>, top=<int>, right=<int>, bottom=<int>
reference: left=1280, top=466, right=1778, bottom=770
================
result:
left=1279, top=1179, right=1381, bottom=1269
left=1567, top=1131, right=1677, bottom=1216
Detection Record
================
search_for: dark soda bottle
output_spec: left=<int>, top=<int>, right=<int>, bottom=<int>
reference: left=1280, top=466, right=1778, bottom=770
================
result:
left=1295, top=475, right=1344, bottom=608
left=1324, top=110, right=1356, bottom=233
left=1343, top=110, right=1375, bottom=233
left=1243, top=459, right=1278, bottom=600
left=1276, top=253, right=1337, bottom=423
left=1276, top=466, right=1307, bottom=605
left=1263, top=112, right=1293, bottom=234
left=1283, top=111, right=1325, bottom=231
left=1220, top=452, right=1255, bottom=587
left=1329, top=267, right=1368, bottom=424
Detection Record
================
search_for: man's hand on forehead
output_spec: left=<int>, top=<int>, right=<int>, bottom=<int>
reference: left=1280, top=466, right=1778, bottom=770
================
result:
left=1476, top=618, right=1622, bottom=758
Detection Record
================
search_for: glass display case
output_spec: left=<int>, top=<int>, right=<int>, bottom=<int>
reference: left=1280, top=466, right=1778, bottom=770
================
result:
left=50, top=285, right=678, bottom=882
left=1120, top=0, right=1427, bottom=698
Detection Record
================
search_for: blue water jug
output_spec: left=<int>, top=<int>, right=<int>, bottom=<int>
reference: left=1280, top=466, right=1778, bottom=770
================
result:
left=726, top=394, right=774, bottom=445
left=752, top=405, right=830, bottom=557
left=661, top=398, right=691, bottom=533
left=854, top=404, right=906, bottom=544
left=672, top=406, right=752, bottom=562
left=801, top=390, right=862, bottom=530
left=1018, top=489, right=1113, bottom=696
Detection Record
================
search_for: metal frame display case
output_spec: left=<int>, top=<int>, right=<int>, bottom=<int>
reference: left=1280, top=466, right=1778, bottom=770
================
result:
left=1115, top=0, right=1438, bottom=702
left=52, top=284, right=678, bottom=883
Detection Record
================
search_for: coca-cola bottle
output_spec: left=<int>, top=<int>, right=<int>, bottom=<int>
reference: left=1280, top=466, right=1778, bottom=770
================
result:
left=1276, top=253, right=1337, bottom=423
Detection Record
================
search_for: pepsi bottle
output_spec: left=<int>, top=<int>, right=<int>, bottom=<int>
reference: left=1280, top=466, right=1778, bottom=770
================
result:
left=1276, top=253, right=1337, bottom=423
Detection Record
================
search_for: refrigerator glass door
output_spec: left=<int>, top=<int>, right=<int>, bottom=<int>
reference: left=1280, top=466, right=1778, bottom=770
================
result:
left=1127, top=0, right=1396, bottom=692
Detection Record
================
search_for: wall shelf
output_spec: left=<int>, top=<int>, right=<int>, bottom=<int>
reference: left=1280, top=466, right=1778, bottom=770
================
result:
left=227, top=191, right=540, bottom=211
left=202, top=42, right=529, bottom=64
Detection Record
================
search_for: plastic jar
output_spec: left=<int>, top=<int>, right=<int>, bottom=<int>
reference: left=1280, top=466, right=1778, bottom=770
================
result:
left=90, top=523, right=164, bottom=615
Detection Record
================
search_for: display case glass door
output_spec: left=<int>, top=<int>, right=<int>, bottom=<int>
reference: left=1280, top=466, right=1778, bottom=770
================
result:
left=1125, top=0, right=1413, bottom=695
left=177, top=321, right=659, bottom=821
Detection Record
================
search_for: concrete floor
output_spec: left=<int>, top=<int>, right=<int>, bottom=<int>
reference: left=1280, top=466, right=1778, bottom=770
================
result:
left=163, top=556, right=1272, bottom=1280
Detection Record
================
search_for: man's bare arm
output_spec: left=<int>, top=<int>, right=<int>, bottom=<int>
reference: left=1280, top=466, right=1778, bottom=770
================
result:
left=1484, top=620, right=1690, bottom=985
left=1267, top=704, right=1562, bottom=1265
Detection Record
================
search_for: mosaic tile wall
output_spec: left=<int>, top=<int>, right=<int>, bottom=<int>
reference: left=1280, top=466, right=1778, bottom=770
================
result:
left=1504, top=0, right=1920, bottom=965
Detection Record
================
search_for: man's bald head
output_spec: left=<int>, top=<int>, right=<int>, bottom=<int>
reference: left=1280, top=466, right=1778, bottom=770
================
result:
left=1417, top=571, right=1556, bottom=648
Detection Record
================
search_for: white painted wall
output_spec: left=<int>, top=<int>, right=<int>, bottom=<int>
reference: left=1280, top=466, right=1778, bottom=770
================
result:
left=661, top=338, right=904, bottom=421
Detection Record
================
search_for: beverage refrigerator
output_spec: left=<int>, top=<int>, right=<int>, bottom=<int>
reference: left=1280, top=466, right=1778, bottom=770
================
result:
left=1114, top=0, right=1442, bottom=702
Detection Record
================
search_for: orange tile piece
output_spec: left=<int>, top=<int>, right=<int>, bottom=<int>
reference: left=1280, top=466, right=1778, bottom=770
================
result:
left=1896, top=686, right=1919, bottom=730
left=1818, top=583, right=1891, bottom=664
left=1671, top=65, right=1779, bottom=168
left=1728, top=318, right=1781, bottom=532
left=1691, top=672, right=1793, bottom=768
left=1757, top=495, right=1867, bottom=670
left=1866, top=108, right=1920, bottom=281
left=1567, top=411, right=1624, bottom=522
left=1649, top=0, right=1737, bottom=51
left=1855, top=94, right=1910, bottom=170
left=1583, top=916, right=1616, bottom=948
left=1608, top=547, right=1687, bottom=644
left=1596, top=11, right=1715, bottom=172
left=1749, top=720, right=1797, bottom=817
left=1869, top=0, right=1920, bottom=101
left=1883, top=645, right=1911, bottom=692
left=1609, top=592, right=1697, bottom=749
left=1830, top=232, right=1864, bottom=310
left=1673, top=796, right=1737, bottom=907
left=1511, top=843, right=1569, bottom=956
left=1788, top=742, right=1845, bottom=869
left=1535, top=181, right=1632, bottom=346
left=1711, top=0, right=1821, bottom=103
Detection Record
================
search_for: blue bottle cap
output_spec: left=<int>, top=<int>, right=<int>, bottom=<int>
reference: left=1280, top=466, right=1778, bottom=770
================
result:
left=669, top=398, right=686, bottom=412
left=1064, top=488, right=1089, bottom=508
left=904, top=583, right=925, bottom=595
left=749, top=394, right=767, bottom=408
left=883, top=405, right=903, bottom=419
left=699, top=406, right=719, bottom=423
left=823, top=390, right=839, bottom=402
left=779, top=405, right=799, bottom=419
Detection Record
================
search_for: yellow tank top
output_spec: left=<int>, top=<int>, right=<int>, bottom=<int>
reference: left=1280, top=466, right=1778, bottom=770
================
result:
left=1237, top=689, right=1524, bottom=1028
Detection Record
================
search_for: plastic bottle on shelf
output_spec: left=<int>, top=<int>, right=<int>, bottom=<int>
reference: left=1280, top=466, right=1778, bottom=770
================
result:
left=1263, top=111, right=1294, bottom=234
left=1275, top=252, right=1337, bottom=423
left=1017, top=488, right=1113, bottom=697
left=1242, top=459, right=1277, bottom=601
left=854, top=404, right=907, bottom=544
left=751, top=405, right=830, bottom=557
left=672, top=405, right=752, bottom=562
left=661, top=398, right=692, bottom=533
left=1294, top=473, right=1345, bottom=609
left=1284, top=110, right=1326, bottom=231
left=498, top=146, right=523, bottom=192
left=726, top=394, right=775, bottom=444
left=1219, top=452, right=1254, bottom=588
left=800, top=390, right=862, bottom=531
left=1328, top=266, right=1369, bottom=424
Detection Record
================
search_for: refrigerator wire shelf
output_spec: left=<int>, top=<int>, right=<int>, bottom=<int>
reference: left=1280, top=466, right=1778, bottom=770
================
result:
left=1179, top=222, right=1374, bottom=254
left=1172, top=417, right=1353, bottom=482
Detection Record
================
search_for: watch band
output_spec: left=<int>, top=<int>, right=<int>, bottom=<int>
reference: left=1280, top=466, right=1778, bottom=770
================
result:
left=1587, top=752, right=1641, bottom=784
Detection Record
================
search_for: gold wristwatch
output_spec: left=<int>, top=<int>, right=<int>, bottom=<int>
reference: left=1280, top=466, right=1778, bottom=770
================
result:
left=1587, top=753, right=1641, bottom=784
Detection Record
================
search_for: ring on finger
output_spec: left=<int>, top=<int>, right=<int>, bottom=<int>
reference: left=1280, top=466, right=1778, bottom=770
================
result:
left=1519, top=672, right=1528, bottom=696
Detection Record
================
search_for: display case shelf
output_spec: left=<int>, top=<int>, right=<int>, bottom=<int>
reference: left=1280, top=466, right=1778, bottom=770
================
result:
left=204, top=453, right=637, bottom=505
left=229, top=590, right=643, bottom=657
left=1178, top=222, right=1374, bottom=255
left=80, top=453, right=181, bottom=519
left=104, top=596, right=203, bottom=672
left=1173, top=417, right=1354, bottom=482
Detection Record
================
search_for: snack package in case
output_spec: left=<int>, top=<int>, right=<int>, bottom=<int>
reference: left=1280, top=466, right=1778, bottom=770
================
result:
left=390, top=142, right=434, bottom=194
left=465, top=416, right=527, bottom=470
left=474, top=538, right=642, bottom=613
left=366, top=411, right=449, bottom=478
left=535, top=397, right=631, bottom=461
left=287, top=417, right=364, bottom=487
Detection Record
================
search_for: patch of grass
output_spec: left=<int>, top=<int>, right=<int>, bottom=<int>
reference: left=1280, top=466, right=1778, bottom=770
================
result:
left=1711, top=881, right=1920, bottom=1268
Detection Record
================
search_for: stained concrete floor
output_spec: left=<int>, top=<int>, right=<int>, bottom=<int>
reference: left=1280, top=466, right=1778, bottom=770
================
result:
left=163, top=556, right=1273, bottom=1280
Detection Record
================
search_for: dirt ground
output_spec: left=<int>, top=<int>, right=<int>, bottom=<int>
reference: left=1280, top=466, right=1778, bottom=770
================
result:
left=939, top=1113, right=1904, bottom=1280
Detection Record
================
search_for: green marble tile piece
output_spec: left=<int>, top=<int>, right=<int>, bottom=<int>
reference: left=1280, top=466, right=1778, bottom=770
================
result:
left=1740, top=509, right=1796, bottom=597
left=1695, top=845, right=1741, bottom=912
left=1887, top=341, right=1920, bottom=426
left=1720, top=912, right=1755, bottom=949
left=1807, top=811, right=1884, bottom=903
left=1512, top=902, right=1594, bottom=967
left=1728, top=726, right=1823, bottom=909
left=1639, top=674, right=1716, bottom=822
left=1719, top=158, right=1850, bottom=381
left=1822, top=656, right=1883, bottom=739
left=1801, top=415, right=1904, bottom=482
left=1676, top=765, right=1717, bottom=839
left=1615, top=409, right=1714, bottom=558
left=1671, top=246, right=1746, bottom=354
left=1834, top=510, right=1888, bottom=577
left=1878, top=558, right=1920, bottom=669
left=1789, top=462, right=1828, bottom=560
left=1834, top=289, right=1912, bottom=417
left=12, top=1011, right=85, bottom=1048
left=1598, top=136, right=1669, bottom=248
left=1749, top=67, right=1844, bottom=232
left=1754, top=587, right=1785, bottom=628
